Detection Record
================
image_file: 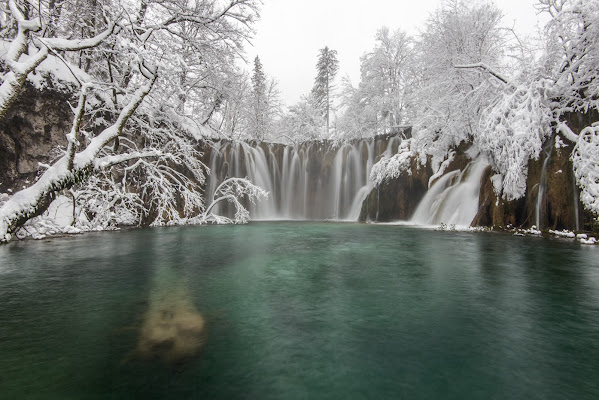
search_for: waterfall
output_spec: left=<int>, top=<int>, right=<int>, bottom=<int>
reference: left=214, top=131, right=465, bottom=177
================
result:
left=535, top=142, right=553, bottom=229
left=573, top=176, right=580, bottom=231
left=411, top=158, right=489, bottom=227
left=205, top=136, right=399, bottom=221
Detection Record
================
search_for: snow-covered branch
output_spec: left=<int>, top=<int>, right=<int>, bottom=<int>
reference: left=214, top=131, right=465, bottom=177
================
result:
left=37, top=22, right=119, bottom=52
left=66, top=85, right=89, bottom=170
left=94, top=150, right=163, bottom=170
left=0, top=1, right=48, bottom=120
left=476, top=78, right=553, bottom=200
left=75, top=71, right=157, bottom=163
left=556, top=121, right=580, bottom=143
left=201, top=177, right=268, bottom=224
left=572, top=124, right=599, bottom=215
left=0, top=66, right=157, bottom=242
left=454, top=63, right=512, bottom=87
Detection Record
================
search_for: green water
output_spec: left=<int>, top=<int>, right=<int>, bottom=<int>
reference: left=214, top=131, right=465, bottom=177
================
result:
left=0, top=222, right=598, bottom=399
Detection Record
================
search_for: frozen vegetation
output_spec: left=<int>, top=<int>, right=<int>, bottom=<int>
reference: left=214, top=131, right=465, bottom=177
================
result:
left=368, top=0, right=599, bottom=223
left=0, top=0, right=598, bottom=242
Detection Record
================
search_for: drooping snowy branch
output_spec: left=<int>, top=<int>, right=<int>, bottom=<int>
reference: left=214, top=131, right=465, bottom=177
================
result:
left=476, top=78, right=553, bottom=200
left=201, top=177, right=268, bottom=224
left=572, top=124, right=599, bottom=215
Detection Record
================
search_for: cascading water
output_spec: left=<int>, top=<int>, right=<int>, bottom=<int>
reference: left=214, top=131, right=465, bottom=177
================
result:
left=572, top=173, right=581, bottom=231
left=410, top=158, right=489, bottom=227
left=205, top=136, right=401, bottom=220
left=535, top=141, right=553, bottom=229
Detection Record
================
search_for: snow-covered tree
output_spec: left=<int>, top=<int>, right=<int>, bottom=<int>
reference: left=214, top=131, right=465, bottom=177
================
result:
left=338, top=76, right=379, bottom=139
left=278, top=94, right=324, bottom=144
left=249, top=56, right=267, bottom=139
left=369, top=0, right=599, bottom=220
left=339, top=27, right=414, bottom=138
left=0, top=0, right=263, bottom=242
left=542, top=0, right=599, bottom=216
left=312, top=46, right=339, bottom=134
left=243, top=56, right=281, bottom=141
left=475, top=0, right=599, bottom=205
left=411, top=0, right=507, bottom=169
left=539, top=0, right=599, bottom=116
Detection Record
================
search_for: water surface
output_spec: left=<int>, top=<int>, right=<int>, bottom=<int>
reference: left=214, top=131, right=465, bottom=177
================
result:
left=0, top=223, right=598, bottom=399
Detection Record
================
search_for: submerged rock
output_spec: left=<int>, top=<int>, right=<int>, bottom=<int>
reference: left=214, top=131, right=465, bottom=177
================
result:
left=129, top=292, right=206, bottom=366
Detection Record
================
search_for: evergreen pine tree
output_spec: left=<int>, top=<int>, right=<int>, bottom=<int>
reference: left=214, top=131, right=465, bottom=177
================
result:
left=251, top=56, right=267, bottom=140
left=312, top=46, right=339, bottom=134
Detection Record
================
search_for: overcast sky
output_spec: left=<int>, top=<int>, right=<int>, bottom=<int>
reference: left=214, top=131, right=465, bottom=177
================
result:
left=245, top=0, right=549, bottom=106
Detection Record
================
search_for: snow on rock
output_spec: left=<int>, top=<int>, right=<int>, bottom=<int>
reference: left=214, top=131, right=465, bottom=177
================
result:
left=547, top=229, right=597, bottom=244
left=519, top=226, right=542, bottom=235
left=370, top=139, right=414, bottom=186
left=580, top=237, right=597, bottom=245
left=549, top=229, right=576, bottom=238
left=555, top=135, right=567, bottom=149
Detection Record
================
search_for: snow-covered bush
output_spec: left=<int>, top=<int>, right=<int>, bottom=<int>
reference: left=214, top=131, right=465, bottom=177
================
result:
left=369, top=139, right=414, bottom=186
left=184, top=178, right=268, bottom=225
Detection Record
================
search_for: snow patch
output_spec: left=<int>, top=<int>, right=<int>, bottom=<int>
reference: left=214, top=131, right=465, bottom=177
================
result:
left=549, top=229, right=576, bottom=238
left=370, top=139, right=413, bottom=186
left=555, top=135, right=567, bottom=149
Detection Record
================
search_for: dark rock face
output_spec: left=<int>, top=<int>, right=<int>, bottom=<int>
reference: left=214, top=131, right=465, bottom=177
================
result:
left=0, top=84, right=73, bottom=193
left=471, top=166, right=527, bottom=229
left=535, top=145, right=582, bottom=231
left=359, top=158, right=431, bottom=222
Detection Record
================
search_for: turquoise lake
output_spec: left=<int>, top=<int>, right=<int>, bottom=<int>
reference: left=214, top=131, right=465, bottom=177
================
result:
left=0, top=222, right=598, bottom=399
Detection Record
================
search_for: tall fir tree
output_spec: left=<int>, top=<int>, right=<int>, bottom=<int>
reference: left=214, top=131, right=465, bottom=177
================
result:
left=312, top=46, right=339, bottom=134
left=251, top=56, right=267, bottom=140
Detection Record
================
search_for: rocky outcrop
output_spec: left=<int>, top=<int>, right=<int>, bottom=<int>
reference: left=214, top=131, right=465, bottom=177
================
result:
left=361, top=132, right=596, bottom=233
left=472, top=145, right=586, bottom=231
left=0, top=83, right=74, bottom=193
left=359, top=157, right=430, bottom=222
left=471, top=166, right=527, bottom=228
